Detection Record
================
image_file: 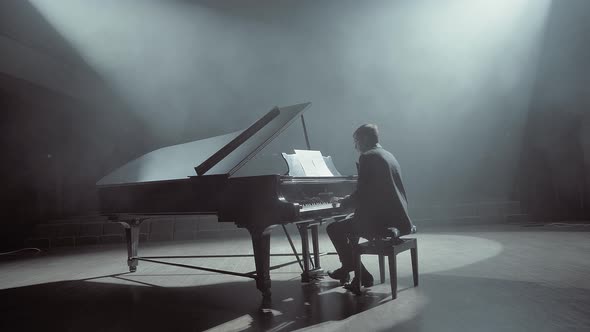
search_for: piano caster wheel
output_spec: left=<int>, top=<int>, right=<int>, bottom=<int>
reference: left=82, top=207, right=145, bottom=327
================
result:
left=128, top=259, right=138, bottom=273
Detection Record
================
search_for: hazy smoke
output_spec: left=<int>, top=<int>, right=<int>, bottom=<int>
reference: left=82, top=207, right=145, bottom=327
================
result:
left=29, top=0, right=552, bottom=204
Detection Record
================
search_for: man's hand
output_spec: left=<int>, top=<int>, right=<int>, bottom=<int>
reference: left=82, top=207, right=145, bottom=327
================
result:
left=330, top=196, right=342, bottom=208
left=331, top=195, right=352, bottom=208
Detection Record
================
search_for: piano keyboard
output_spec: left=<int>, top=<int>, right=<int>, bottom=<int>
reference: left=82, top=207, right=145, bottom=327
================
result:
left=299, top=201, right=337, bottom=212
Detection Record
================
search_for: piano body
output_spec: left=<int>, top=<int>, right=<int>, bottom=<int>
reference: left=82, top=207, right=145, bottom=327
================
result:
left=97, top=102, right=357, bottom=297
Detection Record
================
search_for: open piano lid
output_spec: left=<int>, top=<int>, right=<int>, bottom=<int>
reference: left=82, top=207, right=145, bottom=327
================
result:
left=96, top=102, right=311, bottom=186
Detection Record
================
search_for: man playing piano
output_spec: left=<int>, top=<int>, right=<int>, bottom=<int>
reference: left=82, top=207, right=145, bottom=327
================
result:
left=327, top=124, right=414, bottom=288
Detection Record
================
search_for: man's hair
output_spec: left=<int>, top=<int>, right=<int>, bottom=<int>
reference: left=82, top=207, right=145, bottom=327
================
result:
left=353, top=124, right=379, bottom=145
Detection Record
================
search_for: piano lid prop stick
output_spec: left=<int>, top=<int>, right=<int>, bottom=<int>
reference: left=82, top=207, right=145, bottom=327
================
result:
left=301, top=115, right=312, bottom=150
left=195, top=107, right=280, bottom=176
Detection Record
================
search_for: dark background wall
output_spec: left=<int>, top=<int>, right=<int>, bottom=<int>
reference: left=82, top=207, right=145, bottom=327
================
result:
left=0, top=0, right=153, bottom=248
left=1, top=0, right=588, bottom=248
left=518, top=0, right=590, bottom=220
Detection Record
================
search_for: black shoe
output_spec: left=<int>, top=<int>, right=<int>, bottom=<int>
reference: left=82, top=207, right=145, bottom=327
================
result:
left=343, top=276, right=373, bottom=295
left=327, top=268, right=351, bottom=285
left=343, top=274, right=374, bottom=291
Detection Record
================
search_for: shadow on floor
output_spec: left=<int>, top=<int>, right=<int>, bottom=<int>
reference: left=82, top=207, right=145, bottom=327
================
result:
left=0, top=272, right=392, bottom=332
left=1, top=271, right=589, bottom=332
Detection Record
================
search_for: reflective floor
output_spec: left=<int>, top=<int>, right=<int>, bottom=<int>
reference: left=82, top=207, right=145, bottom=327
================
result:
left=0, top=224, right=589, bottom=331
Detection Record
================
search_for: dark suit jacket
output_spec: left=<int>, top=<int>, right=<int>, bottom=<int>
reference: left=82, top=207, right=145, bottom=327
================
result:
left=341, top=144, right=413, bottom=236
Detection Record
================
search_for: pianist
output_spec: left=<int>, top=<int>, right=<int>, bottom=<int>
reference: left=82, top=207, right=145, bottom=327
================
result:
left=327, top=124, right=414, bottom=288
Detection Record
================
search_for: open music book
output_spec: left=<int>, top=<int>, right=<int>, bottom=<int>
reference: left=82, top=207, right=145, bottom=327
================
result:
left=281, top=150, right=342, bottom=177
left=294, top=150, right=333, bottom=176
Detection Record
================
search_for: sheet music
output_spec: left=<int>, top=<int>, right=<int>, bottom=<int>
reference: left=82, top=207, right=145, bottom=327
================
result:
left=294, top=150, right=334, bottom=176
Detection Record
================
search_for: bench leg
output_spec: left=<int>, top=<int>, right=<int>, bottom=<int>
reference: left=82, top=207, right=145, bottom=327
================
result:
left=388, top=254, right=397, bottom=299
left=378, top=255, right=385, bottom=284
left=353, top=248, right=363, bottom=295
left=411, top=245, right=418, bottom=287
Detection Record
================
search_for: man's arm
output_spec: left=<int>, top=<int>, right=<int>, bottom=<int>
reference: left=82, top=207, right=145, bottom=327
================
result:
left=334, top=193, right=355, bottom=208
left=335, top=154, right=371, bottom=208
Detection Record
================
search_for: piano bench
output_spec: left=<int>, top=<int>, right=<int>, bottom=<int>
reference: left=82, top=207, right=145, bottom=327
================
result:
left=353, top=227, right=418, bottom=299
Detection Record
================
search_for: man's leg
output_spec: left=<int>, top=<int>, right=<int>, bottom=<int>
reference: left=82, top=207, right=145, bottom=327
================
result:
left=327, top=217, right=375, bottom=287
left=326, top=216, right=356, bottom=272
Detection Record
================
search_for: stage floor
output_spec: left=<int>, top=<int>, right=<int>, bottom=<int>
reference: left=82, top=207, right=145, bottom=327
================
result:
left=1, top=224, right=589, bottom=331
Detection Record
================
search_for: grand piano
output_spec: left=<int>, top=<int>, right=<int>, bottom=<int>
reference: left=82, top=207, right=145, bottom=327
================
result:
left=97, top=102, right=357, bottom=297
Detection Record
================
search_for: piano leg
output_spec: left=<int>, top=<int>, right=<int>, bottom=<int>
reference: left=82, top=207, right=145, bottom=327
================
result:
left=297, top=222, right=324, bottom=282
left=310, top=224, right=321, bottom=270
left=297, top=224, right=311, bottom=282
left=248, top=226, right=273, bottom=298
left=121, top=220, right=141, bottom=272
